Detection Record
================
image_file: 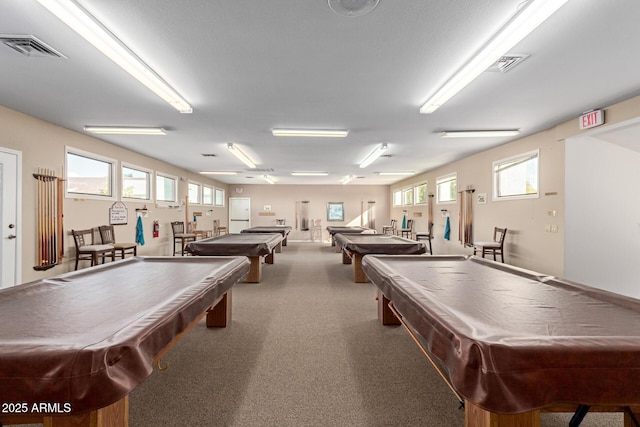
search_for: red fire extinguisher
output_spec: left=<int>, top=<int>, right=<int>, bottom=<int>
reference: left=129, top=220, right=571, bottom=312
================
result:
left=153, top=220, right=159, bottom=238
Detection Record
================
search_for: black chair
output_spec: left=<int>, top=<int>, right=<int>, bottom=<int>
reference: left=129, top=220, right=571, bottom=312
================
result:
left=171, top=221, right=196, bottom=256
left=71, top=228, right=115, bottom=270
left=414, top=222, right=434, bottom=255
left=399, top=219, right=414, bottom=238
left=99, top=225, right=136, bottom=259
left=473, top=227, right=508, bottom=263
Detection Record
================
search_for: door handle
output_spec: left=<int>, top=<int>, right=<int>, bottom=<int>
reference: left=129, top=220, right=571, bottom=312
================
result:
left=7, top=234, right=16, bottom=239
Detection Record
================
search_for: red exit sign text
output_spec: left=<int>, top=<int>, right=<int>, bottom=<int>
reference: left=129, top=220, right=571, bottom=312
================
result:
left=579, top=109, right=604, bottom=130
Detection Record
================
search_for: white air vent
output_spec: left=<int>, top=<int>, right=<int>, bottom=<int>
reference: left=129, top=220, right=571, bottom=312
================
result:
left=488, top=54, right=529, bottom=73
left=0, top=34, right=66, bottom=58
left=201, top=153, right=217, bottom=157
left=249, top=168, right=275, bottom=172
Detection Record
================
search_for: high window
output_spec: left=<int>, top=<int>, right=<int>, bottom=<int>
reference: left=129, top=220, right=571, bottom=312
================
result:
left=436, top=173, right=457, bottom=204
left=493, top=150, right=539, bottom=200
left=65, top=147, right=116, bottom=200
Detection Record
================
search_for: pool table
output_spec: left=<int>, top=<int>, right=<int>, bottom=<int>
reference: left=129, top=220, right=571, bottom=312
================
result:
left=240, top=225, right=292, bottom=250
left=0, top=256, right=250, bottom=427
left=333, top=233, right=426, bottom=282
left=185, top=233, right=283, bottom=282
left=361, top=254, right=640, bottom=427
left=325, top=226, right=372, bottom=246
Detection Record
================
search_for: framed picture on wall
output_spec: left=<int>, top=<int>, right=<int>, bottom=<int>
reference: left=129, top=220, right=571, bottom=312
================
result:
left=327, top=202, right=344, bottom=221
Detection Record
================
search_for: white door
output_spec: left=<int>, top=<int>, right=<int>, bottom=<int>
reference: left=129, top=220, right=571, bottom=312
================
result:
left=0, top=148, right=21, bottom=288
left=229, top=197, right=250, bottom=233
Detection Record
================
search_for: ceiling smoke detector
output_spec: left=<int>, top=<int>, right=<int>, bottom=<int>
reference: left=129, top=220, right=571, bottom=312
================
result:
left=328, top=0, right=380, bottom=17
left=0, top=34, right=66, bottom=58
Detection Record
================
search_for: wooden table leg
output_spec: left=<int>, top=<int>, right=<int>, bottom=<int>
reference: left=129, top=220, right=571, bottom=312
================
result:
left=275, top=241, right=282, bottom=253
left=206, top=291, right=231, bottom=327
left=465, top=401, right=540, bottom=427
left=246, top=256, right=262, bottom=283
left=342, top=249, right=352, bottom=264
left=353, top=254, right=368, bottom=283
left=378, top=289, right=400, bottom=325
left=265, top=250, right=275, bottom=264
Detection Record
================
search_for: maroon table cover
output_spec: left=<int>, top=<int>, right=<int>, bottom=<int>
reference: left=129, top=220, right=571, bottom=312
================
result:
left=334, top=233, right=426, bottom=255
left=185, top=233, right=283, bottom=256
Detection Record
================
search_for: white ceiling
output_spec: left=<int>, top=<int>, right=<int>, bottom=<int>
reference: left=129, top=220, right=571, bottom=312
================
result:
left=1, top=0, right=640, bottom=185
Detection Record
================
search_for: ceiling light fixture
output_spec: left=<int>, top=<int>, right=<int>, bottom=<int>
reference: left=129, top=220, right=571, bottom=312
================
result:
left=84, top=126, right=166, bottom=135
left=263, top=175, right=275, bottom=184
left=341, top=175, right=355, bottom=185
left=441, top=130, right=520, bottom=138
left=419, top=0, right=568, bottom=114
left=227, top=143, right=256, bottom=169
left=199, top=171, right=238, bottom=175
left=272, top=129, right=349, bottom=138
left=291, top=172, right=329, bottom=176
left=359, top=143, right=387, bottom=168
left=377, top=172, right=415, bottom=176
left=36, top=0, right=192, bottom=113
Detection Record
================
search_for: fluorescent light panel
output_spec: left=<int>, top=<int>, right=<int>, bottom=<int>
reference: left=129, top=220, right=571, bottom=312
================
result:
left=227, top=143, right=256, bottom=169
left=419, top=0, right=568, bottom=114
left=341, top=175, right=355, bottom=185
left=441, top=130, right=520, bottom=138
left=199, top=171, right=238, bottom=175
left=272, top=129, right=348, bottom=138
left=263, top=175, right=275, bottom=184
left=36, top=0, right=192, bottom=113
left=84, top=126, right=166, bottom=135
left=359, top=143, right=387, bottom=168
left=291, top=172, right=329, bottom=176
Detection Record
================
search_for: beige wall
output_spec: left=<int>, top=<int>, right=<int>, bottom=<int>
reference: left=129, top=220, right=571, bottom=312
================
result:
left=0, top=106, right=229, bottom=283
left=227, top=184, right=390, bottom=242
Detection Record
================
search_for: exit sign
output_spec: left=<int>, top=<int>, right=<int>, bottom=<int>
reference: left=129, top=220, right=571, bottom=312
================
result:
left=579, top=109, right=604, bottom=130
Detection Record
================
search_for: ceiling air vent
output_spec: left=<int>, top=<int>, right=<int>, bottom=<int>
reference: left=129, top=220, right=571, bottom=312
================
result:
left=249, top=168, right=275, bottom=172
left=0, top=34, right=67, bottom=58
left=201, top=153, right=217, bottom=157
left=487, top=54, right=529, bottom=73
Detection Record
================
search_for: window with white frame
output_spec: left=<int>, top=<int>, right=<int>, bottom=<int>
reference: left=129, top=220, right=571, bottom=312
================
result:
left=436, top=173, right=457, bottom=204
left=414, top=183, right=427, bottom=205
left=392, top=190, right=402, bottom=207
left=493, top=150, right=539, bottom=200
left=122, top=163, right=151, bottom=200
left=65, top=147, right=116, bottom=200
left=188, top=182, right=201, bottom=204
left=402, top=187, right=414, bottom=205
left=202, top=185, right=213, bottom=206
left=156, top=173, right=177, bottom=205
left=214, top=188, right=225, bottom=207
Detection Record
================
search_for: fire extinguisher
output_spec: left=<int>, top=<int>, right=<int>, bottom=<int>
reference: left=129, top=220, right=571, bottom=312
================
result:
left=153, top=220, right=159, bottom=238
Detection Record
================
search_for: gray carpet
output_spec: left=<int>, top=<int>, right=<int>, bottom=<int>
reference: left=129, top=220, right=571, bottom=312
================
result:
left=121, top=243, right=621, bottom=426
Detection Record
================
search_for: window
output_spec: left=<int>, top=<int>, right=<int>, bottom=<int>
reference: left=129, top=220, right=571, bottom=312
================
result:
left=156, top=173, right=177, bottom=205
left=122, top=163, right=151, bottom=200
left=214, top=188, right=225, bottom=207
left=392, top=190, right=402, bottom=207
left=65, top=147, right=116, bottom=199
left=188, top=182, right=201, bottom=204
left=493, top=150, right=539, bottom=200
left=414, top=183, right=427, bottom=205
left=202, top=185, right=213, bottom=206
left=402, top=187, right=414, bottom=205
left=436, top=173, right=457, bottom=204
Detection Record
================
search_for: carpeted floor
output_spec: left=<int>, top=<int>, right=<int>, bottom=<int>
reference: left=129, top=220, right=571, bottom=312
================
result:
left=125, top=243, right=621, bottom=427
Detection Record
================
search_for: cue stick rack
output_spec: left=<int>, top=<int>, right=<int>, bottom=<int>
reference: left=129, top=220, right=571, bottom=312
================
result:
left=33, top=168, right=64, bottom=271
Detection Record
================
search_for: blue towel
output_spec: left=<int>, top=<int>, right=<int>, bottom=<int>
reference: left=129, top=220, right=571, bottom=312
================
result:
left=136, top=215, right=145, bottom=246
left=444, top=216, right=450, bottom=240
left=401, top=213, right=407, bottom=229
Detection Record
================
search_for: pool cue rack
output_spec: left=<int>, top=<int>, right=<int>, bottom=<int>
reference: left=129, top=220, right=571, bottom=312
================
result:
left=33, top=168, right=63, bottom=271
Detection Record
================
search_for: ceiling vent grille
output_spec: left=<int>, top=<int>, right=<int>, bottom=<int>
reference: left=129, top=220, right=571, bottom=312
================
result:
left=0, top=34, right=67, bottom=58
left=201, top=153, right=217, bottom=157
left=248, top=168, right=274, bottom=172
left=488, top=54, right=529, bottom=73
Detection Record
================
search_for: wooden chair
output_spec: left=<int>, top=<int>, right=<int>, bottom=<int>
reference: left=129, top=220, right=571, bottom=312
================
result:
left=399, top=219, right=414, bottom=238
left=171, top=221, right=196, bottom=256
left=213, top=219, right=228, bottom=236
left=71, top=228, right=115, bottom=270
left=310, top=219, right=322, bottom=242
left=414, top=222, right=434, bottom=255
left=98, top=225, right=136, bottom=259
left=473, top=227, right=508, bottom=263
left=382, top=219, right=397, bottom=235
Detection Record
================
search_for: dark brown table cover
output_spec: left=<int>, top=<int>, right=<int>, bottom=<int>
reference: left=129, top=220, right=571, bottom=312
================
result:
left=240, top=226, right=292, bottom=237
left=185, top=233, right=283, bottom=256
left=325, top=226, right=371, bottom=237
left=0, top=256, right=250, bottom=414
left=334, top=233, right=426, bottom=255
left=361, top=255, right=640, bottom=414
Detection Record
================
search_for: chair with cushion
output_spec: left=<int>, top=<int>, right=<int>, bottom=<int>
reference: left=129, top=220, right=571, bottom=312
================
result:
left=98, top=225, right=137, bottom=259
left=473, top=227, right=507, bottom=263
left=213, top=219, right=228, bottom=236
left=382, top=219, right=397, bottom=235
left=399, top=219, right=414, bottom=239
left=414, top=221, right=434, bottom=255
left=72, top=228, right=116, bottom=270
left=171, top=221, right=196, bottom=256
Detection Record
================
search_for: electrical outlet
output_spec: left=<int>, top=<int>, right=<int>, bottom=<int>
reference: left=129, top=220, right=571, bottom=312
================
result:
left=550, top=225, right=558, bottom=233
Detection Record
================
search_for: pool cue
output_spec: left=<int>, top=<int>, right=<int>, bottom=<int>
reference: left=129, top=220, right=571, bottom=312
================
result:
left=58, top=167, right=64, bottom=259
left=36, top=169, right=42, bottom=266
left=44, top=170, right=50, bottom=265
